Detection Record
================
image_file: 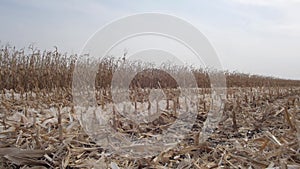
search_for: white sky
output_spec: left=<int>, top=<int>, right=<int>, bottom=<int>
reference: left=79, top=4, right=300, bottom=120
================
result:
left=0, top=0, right=299, bottom=79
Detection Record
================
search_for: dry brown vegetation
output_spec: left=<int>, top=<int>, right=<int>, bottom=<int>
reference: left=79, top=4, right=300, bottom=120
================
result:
left=0, top=45, right=300, bottom=168
left=1, top=45, right=300, bottom=93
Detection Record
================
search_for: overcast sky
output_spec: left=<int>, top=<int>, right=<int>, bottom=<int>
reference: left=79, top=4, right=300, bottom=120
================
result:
left=0, top=0, right=299, bottom=79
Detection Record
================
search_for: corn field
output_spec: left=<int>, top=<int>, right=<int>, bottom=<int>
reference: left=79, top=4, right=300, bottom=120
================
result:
left=0, top=45, right=300, bottom=168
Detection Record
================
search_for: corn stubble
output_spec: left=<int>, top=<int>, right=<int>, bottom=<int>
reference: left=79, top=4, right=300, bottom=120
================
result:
left=0, top=45, right=300, bottom=168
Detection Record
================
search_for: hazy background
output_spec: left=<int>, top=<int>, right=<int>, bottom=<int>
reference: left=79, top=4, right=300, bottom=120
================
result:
left=0, top=0, right=299, bottom=79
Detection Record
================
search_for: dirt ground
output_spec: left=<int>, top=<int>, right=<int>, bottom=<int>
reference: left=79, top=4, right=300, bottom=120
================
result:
left=0, top=87, right=299, bottom=168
